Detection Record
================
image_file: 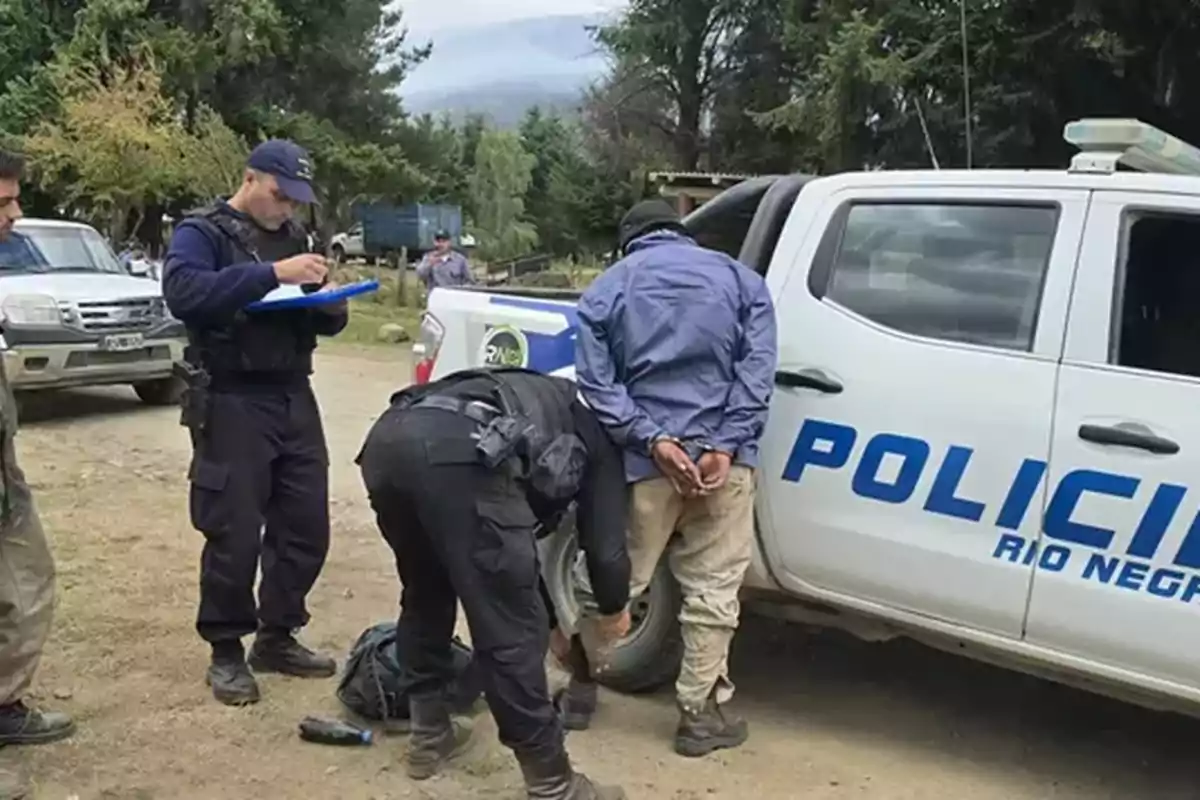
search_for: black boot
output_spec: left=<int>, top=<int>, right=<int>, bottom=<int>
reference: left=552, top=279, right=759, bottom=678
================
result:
left=406, top=691, right=474, bottom=780
left=0, top=701, right=75, bottom=745
left=207, top=642, right=260, bottom=706
left=248, top=628, right=337, bottom=678
left=517, top=749, right=626, bottom=800
left=555, top=681, right=597, bottom=732
left=674, top=695, right=749, bottom=758
left=556, top=635, right=597, bottom=731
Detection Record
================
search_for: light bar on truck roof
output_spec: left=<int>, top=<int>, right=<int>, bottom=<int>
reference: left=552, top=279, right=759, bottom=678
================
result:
left=1064, top=118, right=1200, bottom=176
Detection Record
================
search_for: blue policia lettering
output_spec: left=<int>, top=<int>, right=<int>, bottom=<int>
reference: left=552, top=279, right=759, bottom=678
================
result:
left=780, top=419, right=999, bottom=521
left=780, top=418, right=1200, bottom=605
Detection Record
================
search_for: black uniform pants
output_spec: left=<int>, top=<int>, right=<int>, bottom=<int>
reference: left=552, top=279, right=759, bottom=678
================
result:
left=188, top=385, right=330, bottom=644
left=358, top=407, right=563, bottom=760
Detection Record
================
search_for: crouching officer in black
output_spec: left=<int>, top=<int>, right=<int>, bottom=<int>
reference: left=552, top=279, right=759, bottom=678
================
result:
left=357, top=367, right=631, bottom=800
left=162, top=139, right=347, bottom=706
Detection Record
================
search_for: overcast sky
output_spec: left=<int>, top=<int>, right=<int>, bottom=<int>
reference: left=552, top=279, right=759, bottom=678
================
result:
left=398, top=0, right=626, bottom=37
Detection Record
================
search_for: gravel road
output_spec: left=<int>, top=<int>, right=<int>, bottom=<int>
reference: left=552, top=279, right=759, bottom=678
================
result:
left=9, top=345, right=1196, bottom=799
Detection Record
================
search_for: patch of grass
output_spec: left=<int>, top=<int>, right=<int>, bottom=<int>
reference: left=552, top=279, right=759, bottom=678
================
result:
left=546, top=257, right=603, bottom=289
left=339, top=298, right=423, bottom=346
left=326, top=255, right=602, bottom=347
left=330, top=263, right=426, bottom=346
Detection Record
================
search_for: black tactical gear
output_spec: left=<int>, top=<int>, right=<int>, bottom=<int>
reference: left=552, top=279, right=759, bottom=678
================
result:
left=390, top=368, right=591, bottom=507
left=336, top=622, right=482, bottom=727
left=163, top=199, right=344, bottom=705
left=357, top=369, right=629, bottom=788
left=185, top=205, right=318, bottom=382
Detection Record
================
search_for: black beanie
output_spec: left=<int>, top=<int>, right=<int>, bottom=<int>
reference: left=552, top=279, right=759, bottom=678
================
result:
left=618, top=198, right=686, bottom=252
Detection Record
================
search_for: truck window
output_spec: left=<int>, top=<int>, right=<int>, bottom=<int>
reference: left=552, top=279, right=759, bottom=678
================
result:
left=13, top=225, right=125, bottom=274
left=814, top=202, right=1059, bottom=352
left=1114, top=210, right=1200, bottom=378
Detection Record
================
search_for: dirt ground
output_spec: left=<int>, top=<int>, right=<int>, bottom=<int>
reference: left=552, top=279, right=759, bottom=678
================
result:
left=7, top=344, right=1200, bottom=799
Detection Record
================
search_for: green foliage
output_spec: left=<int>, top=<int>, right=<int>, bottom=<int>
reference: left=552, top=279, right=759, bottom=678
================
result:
left=11, top=0, right=1200, bottom=263
left=753, top=8, right=915, bottom=172
left=519, top=108, right=593, bottom=257
left=23, top=57, right=247, bottom=236
left=0, top=0, right=432, bottom=233
left=257, top=109, right=430, bottom=241
left=467, top=129, right=539, bottom=262
left=181, top=105, right=254, bottom=200
left=393, top=114, right=467, bottom=203
left=595, top=0, right=742, bottom=170
left=590, top=0, right=1200, bottom=177
left=0, top=1, right=73, bottom=140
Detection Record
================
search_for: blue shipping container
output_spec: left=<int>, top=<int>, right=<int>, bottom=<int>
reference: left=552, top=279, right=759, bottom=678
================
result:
left=351, top=203, right=463, bottom=253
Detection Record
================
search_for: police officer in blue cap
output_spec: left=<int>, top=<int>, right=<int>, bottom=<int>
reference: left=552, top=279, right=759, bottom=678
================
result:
left=163, top=139, right=348, bottom=705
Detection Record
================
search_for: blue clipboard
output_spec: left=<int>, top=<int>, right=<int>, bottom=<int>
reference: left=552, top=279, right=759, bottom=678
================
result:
left=246, top=279, right=380, bottom=311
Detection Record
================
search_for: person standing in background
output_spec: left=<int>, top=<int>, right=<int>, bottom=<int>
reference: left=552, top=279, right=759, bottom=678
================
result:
left=0, top=149, right=77, bottom=800
left=416, top=230, right=473, bottom=291
left=569, top=198, right=778, bottom=758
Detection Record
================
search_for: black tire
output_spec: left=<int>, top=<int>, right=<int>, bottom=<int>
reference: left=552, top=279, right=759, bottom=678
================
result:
left=331, top=244, right=346, bottom=264
left=13, top=390, right=29, bottom=423
left=539, top=513, right=683, bottom=694
left=134, top=376, right=184, bottom=406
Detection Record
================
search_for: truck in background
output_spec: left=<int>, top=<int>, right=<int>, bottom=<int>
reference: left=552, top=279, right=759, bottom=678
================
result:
left=410, top=118, right=1200, bottom=720
left=330, top=203, right=464, bottom=264
left=4, top=218, right=186, bottom=406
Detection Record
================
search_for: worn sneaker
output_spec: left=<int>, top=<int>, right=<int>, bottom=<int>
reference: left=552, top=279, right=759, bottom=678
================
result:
left=206, top=658, right=261, bottom=706
left=248, top=631, right=337, bottom=678
left=674, top=697, right=749, bottom=758
left=0, top=701, right=75, bottom=745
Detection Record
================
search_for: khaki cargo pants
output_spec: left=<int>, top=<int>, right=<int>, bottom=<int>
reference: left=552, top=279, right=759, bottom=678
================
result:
left=575, top=466, right=755, bottom=713
left=0, top=417, right=55, bottom=707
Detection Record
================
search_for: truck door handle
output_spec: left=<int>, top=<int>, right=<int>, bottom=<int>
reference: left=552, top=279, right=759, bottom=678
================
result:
left=775, top=369, right=843, bottom=394
left=1077, top=423, right=1179, bottom=455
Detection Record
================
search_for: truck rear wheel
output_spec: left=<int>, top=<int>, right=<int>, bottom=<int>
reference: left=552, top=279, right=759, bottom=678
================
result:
left=12, top=391, right=29, bottom=422
left=134, top=377, right=184, bottom=406
left=539, top=513, right=683, bottom=694
left=331, top=244, right=346, bottom=264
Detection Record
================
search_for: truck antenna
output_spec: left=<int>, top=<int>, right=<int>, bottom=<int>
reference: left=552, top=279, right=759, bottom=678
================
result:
left=914, top=95, right=941, bottom=169
left=960, top=0, right=973, bottom=168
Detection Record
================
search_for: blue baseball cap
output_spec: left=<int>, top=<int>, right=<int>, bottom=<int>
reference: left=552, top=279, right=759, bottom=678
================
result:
left=246, top=139, right=317, bottom=204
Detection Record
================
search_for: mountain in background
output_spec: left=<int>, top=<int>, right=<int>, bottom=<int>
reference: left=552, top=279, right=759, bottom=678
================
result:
left=400, top=14, right=610, bottom=127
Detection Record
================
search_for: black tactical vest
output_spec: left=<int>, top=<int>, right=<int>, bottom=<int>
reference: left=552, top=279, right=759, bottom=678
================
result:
left=492, top=370, right=589, bottom=502
left=490, top=368, right=578, bottom=443
left=391, top=368, right=577, bottom=438
left=187, top=204, right=318, bottom=383
left=391, top=368, right=587, bottom=502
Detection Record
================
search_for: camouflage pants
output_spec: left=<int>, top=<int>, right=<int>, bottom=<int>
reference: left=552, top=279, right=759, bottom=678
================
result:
left=573, top=467, right=756, bottom=712
left=0, top=429, right=55, bottom=707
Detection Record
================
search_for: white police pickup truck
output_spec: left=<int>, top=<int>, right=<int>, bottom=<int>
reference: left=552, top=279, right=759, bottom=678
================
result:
left=412, top=118, right=1200, bottom=716
left=3, top=219, right=186, bottom=405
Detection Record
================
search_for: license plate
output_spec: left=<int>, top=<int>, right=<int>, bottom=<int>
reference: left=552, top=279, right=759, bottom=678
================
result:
left=100, top=333, right=145, bottom=352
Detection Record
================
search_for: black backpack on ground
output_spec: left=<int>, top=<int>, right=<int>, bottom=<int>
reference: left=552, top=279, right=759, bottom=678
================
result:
left=336, top=621, right=483, bottom=726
